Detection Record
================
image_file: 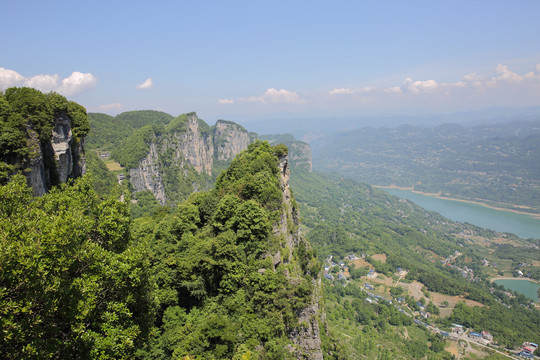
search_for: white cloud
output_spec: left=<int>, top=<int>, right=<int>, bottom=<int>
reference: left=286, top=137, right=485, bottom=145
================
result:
left=329, top=88, right=355, bottom=95
left=495, top=64, right=523, bottom=83
left=449, top=81, right=466, bottom=88
left=99, top=102, right=123, bottom=111
left=536, top=63, right=540, bottom=73
left=403, top=78, right=438, bottom=94
left=0, top=68, right=97, bottom=96
left=384, top=86, right=402, bottom=94
left=524, top=72, right=537, bottom=81
left=0, top=67, right=25, bottom=89
left=57, top=72, right=98, bottom=96
left=217, top=98, right=234, bottom=105
left=246, top=88, right=304, bottom=104
left=24, top=74, right=61, bottom=92
left=462, top=72, right=487, bottom=88
left=136, top=78, right=154, bottom=90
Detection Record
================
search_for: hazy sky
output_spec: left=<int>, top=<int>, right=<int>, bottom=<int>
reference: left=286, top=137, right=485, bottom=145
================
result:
left=2, top=1, right=540, bottom=124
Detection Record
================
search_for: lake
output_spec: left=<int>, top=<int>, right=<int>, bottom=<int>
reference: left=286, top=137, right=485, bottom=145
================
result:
left=382, top=188, right=540, bottom=240
left=493, top=279, right=540, bottom=302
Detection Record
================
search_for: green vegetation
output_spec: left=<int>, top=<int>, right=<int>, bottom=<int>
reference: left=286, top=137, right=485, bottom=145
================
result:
left=2, top=91, right=539, bottom=358
left=0, top=87, right=89, bottom=184
left=112, top=125, right=158, bottom=170
left=0, top=141, right=324, bottom=359
left=0, top=175, right=153, bottom=359
left=86, top=110, right=173, bottom=151
left=314, top=120, right=540, bottom=214
left=85, top=151, right=119, bottom=196
left=324, top=283, right=454, bottom=360
left=290, top=168, right=539, bottom=354
left=130, top=141, right=322, bottom=359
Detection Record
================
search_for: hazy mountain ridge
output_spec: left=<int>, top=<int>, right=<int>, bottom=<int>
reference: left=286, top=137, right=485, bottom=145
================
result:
left=313, top=118, right=540, bottom=214
left=87, top=112, right=314, bottom=206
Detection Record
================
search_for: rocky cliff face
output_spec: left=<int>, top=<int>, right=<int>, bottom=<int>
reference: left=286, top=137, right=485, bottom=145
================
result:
left=129, top=113, right=255, bottom=205
left=27, top=114, right=86, bottom=196
left=258, top=134, right=313, bottom=171
left=287, top=141, right=312, bottom=171
left=272, top=155, right=324, bottom=359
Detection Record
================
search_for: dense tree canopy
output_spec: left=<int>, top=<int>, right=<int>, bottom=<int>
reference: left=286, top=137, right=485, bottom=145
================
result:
left=0, top=87, right=89, bottom=184
left=0, top=175, right=154, bottom=359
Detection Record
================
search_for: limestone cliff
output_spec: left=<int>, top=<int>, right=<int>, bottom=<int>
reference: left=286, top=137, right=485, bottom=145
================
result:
left=27, top=114, right=86, bottom=196
left=272, top=155, right=324, bottom=359
left=259, top=134, right=312, bottom=171
left=0, top=87, right=88, bottom=196
left=126, top=113, right=255, bottom=205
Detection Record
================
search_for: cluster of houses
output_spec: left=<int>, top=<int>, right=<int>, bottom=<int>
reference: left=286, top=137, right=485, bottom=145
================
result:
left=517, top=342, right=538, bottom=359
left=323, top=255, right=354, bottom=283
left=467, top=330, right=493, bottom=342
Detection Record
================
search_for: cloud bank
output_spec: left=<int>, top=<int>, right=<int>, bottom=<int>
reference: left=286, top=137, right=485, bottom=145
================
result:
left=0, top=68, right=97, bottom=96
left=136, top=78, right=154, bottom=90
left=240, top=88, right=304, bottom=104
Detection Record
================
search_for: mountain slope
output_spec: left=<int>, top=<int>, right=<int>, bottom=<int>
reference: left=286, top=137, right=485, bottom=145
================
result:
left=133, top=141, right=327, bottom=359
left=0, top=87, right=88, bottom=195
left=313, top=119, right=540, bottom=215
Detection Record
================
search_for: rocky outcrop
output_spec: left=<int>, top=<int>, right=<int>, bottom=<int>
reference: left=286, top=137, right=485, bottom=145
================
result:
left=287, top=141, right=312, bottom=171
left=273, top=155, right=324, bottom=360
left=214, top=120, right=257, bottom=161
left=258, top=134, right=312, bottom=171
left=129, top=113, right=255, bottom=205
left=26, top=115, right=86, bottom=196
left=128, top=143, right=167, bottom=204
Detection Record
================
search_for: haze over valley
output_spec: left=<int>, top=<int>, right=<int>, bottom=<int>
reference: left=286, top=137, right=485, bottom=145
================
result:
left=1, top=1, right=540, bottom=359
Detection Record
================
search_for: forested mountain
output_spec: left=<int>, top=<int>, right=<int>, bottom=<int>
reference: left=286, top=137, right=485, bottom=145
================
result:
left=0, top=141, right=330, bottom=359
left=290, top=168, right=540, bottom=358
left=313, top=119, right=540, bottom=215
left=1, top=90, right=538, bottom=359
left=87, top=111, right=257, bottom=205
left=0, top=87, right=88, bottom=194
left=86, top=110, right=174, bottom=150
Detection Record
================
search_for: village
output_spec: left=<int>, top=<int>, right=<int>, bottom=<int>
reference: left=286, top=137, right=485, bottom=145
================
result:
left=323, top=253, right=539, bottom=359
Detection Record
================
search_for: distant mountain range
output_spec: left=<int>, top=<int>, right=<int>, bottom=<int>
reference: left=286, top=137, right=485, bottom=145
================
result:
left=311, top=118, right=540, bottom=215
left=241, top=105, right=540, bottom=142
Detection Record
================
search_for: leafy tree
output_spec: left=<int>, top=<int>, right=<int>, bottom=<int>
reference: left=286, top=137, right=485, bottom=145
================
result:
left=0, top=175, right=154, bottom=359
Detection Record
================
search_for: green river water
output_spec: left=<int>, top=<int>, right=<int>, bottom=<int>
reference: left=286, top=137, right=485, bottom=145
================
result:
left=383, top=188, right=540, bottom=240
left=493, top=279, right=540, bottom=302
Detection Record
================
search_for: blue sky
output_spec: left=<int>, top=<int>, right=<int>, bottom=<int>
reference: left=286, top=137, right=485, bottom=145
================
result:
left=2, top=0, right=540, bottom=125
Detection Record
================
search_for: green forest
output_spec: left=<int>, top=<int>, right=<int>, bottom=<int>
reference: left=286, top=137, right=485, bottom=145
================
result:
left=313, top=121, right=540, bottom=214
left=1, top=89, right=539, bottom=359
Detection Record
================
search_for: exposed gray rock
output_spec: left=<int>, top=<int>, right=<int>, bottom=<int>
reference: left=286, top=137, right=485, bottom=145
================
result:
left=26, top=115, right=86, bottom=195
left=274, top=154, right=324, bottom=360
left=129, top=143, right=167, bottom=205
left=288, top=141, right=312, bottom=171
left=258, top=134, right=312, bottom=171
left=214, top=120, right=254, bottom=161
left=128, top=113, right=255, bottom=204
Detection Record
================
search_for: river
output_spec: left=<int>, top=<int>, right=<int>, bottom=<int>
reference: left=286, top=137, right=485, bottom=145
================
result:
left=493, top=279, right=540, bottom=302
left=381, top=188, right=540, bottom=240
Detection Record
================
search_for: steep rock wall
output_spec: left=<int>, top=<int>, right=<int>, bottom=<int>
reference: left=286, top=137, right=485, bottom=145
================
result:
left=27, top=115, right=86, bottom=196
left=273, top=155, right=324, bottom=360
left=288, top=141, right=312, bottom=172
left=129, top=113, right=255, bottom=205
left=214, top=120, right=256, bottom=161
left=258, top=134, right=313, bottom=171
left=129, top=143, right=167, bottom=204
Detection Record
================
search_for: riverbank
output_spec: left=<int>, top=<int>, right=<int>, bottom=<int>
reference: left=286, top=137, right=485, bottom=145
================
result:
left=490, top=277, right=539, bottom=284
left=375, top=185, right=540, bottom=220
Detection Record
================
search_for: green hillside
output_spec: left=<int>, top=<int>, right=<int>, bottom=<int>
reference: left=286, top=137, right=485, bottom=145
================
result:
left=290, top=168, right=540, bottom=357
left=86, top=110, right=174, bottom=150
left=313, top=120, right=540, bottom=215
